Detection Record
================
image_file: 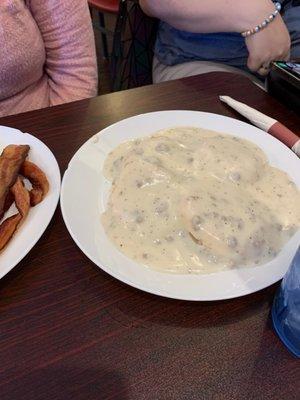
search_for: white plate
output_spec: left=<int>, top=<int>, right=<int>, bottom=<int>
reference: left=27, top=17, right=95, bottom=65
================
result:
left=0, top=125, right=61, bottom=279
left=60, top=111, right=300, bottom=301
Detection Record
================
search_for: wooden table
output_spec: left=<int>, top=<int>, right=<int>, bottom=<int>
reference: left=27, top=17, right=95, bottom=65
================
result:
left=0, top=73, right=299, bottom=400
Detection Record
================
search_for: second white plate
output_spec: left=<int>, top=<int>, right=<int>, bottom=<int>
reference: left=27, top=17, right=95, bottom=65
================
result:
left=60, top=111, right=300, bottom=301
left=0, top=125, right=61, bottom=279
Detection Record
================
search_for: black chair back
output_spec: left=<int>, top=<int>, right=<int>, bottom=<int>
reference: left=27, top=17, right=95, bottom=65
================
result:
left=110, top=0, right=158, bottom=91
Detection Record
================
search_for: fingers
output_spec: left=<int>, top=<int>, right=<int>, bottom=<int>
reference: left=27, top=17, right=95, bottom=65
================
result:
left=20, top=160, right=49, bottom=206
left=257, top=64, right=271, bottom=77
left=247, top=48, right=290, bottom=76
left=247, top=55, right=271, bottom=76
left=248, top=49, right=290, bottom=76
left=245, top=15, right=291, bottom=77
left=247, top=54, right=265, bottom=74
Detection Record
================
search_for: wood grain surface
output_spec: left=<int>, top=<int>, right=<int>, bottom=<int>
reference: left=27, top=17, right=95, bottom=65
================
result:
left=0, top=73, right=299, bottom=400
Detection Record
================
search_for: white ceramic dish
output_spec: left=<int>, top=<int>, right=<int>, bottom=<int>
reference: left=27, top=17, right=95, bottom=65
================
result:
left=0, top=125, right=61, bottom=279
left=60, top=111, right=300, bottom=301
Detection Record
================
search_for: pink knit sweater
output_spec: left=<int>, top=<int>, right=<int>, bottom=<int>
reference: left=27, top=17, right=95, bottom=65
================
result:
left=0, top=0, right=98, bottom=117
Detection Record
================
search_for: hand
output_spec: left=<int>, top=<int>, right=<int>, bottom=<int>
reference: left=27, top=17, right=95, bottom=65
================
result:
left=245, top=15, right=291, bottom=76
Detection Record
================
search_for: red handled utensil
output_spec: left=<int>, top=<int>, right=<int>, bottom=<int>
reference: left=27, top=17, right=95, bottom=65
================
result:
left=219, top=95, right=300, bottom=157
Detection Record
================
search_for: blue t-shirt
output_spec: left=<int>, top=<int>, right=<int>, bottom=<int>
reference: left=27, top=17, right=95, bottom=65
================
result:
left=155, top=24, right=248, bottom=68
left=155, top=1, right=300, bottom=68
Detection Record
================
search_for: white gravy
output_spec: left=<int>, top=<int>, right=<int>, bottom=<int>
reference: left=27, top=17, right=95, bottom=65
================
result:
left=101, top=127, right=300, bottom=274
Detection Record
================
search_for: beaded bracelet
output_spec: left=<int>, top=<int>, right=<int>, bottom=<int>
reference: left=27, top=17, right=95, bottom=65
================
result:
left=241, top=2, right=282, bottom=38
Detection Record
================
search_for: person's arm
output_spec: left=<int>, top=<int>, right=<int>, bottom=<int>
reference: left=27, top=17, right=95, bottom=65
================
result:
left=140, top=0, right=277, bottom=33
left=140, top=0, right=290, bottom=75
left=28, top=0, right=98, bottom=105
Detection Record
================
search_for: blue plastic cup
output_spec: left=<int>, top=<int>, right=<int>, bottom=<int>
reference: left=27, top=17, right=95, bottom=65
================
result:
left=272, top=246, right=300, bottom=357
